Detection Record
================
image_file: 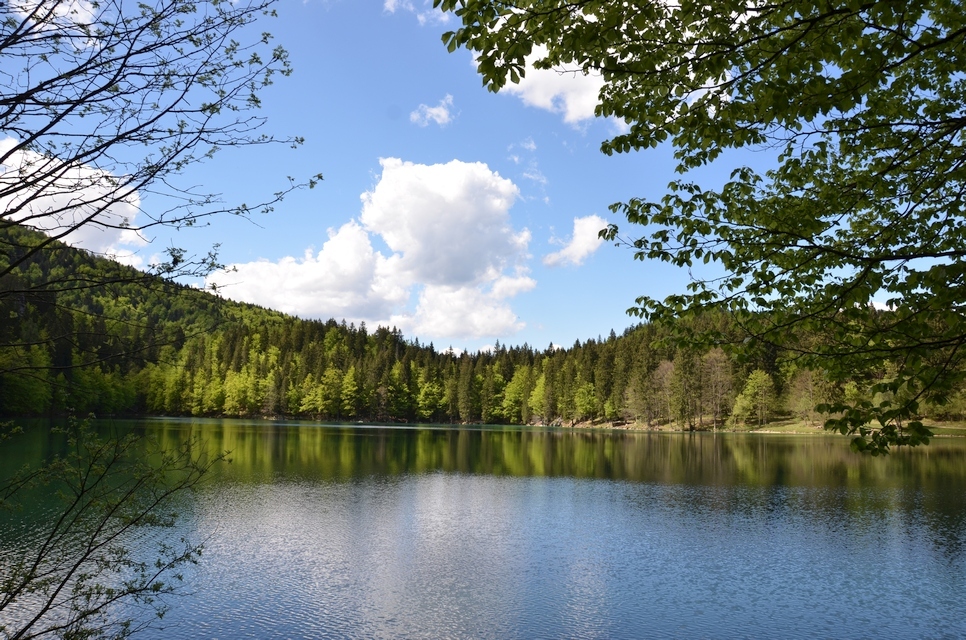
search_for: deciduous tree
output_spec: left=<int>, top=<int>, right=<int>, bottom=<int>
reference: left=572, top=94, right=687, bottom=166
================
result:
left=1, top=0, right=310, bottom=632
left=438, top=0, right=964, bottom=453
left=731, top=369, right=775, bottom=428
left=0, top=418, right=223, bottom=639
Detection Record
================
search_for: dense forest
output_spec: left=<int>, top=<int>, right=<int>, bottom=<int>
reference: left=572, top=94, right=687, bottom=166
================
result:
left=3, top=225, right=965, bottom=427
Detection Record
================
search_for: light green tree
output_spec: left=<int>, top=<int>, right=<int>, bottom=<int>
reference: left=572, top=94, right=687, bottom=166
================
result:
left=528, top=372, right=547, bottom=423
left=573, top=382, right=597, bottom=422
left=437, top=0, right=962, bottom=453
left=702, top=348, right=733, bottom=430
left=730, top=370, right=775, bottom=429
left=225, top=368, right=256, bottom=416
left=502, top=365, right=532, bottom=424
left=318, top=366, right=344, bottom=418
left=783, top=365, right=837, bottom=428
left=341, top=366, right=360, bottom=419
left=387, top=361, right=414, bottom=420
left=418, top=377, right=445, bottom=422
left=480, top=365, right=506, bottom=423
left=670, top=348, right=700, bottom=430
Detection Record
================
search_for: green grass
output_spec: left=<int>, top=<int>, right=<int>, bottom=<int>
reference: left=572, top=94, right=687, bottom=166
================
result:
left=589, top=416, right=966, bottom=438
left=923, top=421, right=966, bottom=437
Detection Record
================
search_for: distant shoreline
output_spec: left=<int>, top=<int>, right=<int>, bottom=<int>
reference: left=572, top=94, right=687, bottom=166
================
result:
left=560, top=418, right=966, bottom=438
left=10, top=413, right=966, bottom=438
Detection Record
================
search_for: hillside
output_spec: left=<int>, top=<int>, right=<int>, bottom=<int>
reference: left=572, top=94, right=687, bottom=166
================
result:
left=3, top=224, right=965, bottom=427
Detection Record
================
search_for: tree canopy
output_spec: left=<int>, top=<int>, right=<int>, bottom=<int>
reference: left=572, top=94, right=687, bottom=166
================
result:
left=10, top=223, right=966, bottom=432
left=437, top=0, right=966, bottom=453
left=1, top=0, right=322, bottom=394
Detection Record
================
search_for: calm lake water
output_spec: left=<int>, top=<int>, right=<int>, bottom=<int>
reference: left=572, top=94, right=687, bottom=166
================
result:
left=4, top=418, right=966, bottom=638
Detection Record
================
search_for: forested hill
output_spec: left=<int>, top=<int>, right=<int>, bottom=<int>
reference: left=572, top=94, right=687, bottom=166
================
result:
left=3, top=225, right=964, bottom=426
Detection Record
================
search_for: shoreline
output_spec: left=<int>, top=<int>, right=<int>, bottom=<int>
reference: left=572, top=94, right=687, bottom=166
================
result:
left=558, top=418, right=966, bottom=438
left=9, top=413, right=966, bottom=438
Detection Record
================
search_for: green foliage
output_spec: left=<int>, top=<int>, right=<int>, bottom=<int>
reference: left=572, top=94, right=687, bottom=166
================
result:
left=528, top=372, right=548, bottom=422
left=730, top=370, right=775, bottom=428
left=501, top=365, right=532, bottom=424
left=417, top=377, right=444, bottom=421
left=6, top=224, right=966, bottom=441
left=341, top=366, right=361, bottom=419
left=436, top=0, right=966, bottom=453
left=0, top=346, right=51, bottom=413
left=573, top=383, right=597, bottom=421
left=783, top=365, right=836, bottom=428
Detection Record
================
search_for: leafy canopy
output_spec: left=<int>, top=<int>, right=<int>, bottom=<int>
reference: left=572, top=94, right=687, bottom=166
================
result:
left=437, top=0, right=966, bottom=453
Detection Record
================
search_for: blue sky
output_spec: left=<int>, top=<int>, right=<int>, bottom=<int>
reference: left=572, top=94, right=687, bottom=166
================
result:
left=56, top=0, right=763, bottom=352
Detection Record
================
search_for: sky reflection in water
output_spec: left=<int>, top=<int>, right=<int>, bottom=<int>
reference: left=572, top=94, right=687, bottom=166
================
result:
left=6, top=420, right=966, bottom=639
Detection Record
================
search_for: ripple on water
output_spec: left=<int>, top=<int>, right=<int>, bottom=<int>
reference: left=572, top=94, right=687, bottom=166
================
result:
left=130, top=473, right=966, bottom=639
left=5, top=426, right=965, bottom=638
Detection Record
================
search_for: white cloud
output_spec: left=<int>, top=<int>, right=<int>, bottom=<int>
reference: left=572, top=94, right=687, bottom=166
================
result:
left=507, top=137, right=548, bottom=190
left=490, top=274, right=537, bottom=299
left=609, top=118, right=631, bottom=135
left=522, top=162, right=548, bottom=185
left=0, top=136, right=147, bottom=260
left=207, top=221, right=407, bottom=321
left=209, top=158, right=534, bottom=341
left=10, top=0, right=97, bottom=34
left=410, top=95, right=455, bottom=127
left=398, top=279, right=534, bottom=338
left=360, top=158, right=526, bottom=287
left=383, top=0, right=449, bottom=25
left=501, top=46, right=605, bottom=126
left=543, top=214, right=607, bottom=267
left=508, top=137, right=538, bottom=155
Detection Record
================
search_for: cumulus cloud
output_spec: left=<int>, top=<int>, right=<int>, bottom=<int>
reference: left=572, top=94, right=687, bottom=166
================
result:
left=543, top=214, right=607, bottom=267
left=0, top=136, right=147, bottom=263
left=209, top=158, right=534, bottom=341
left=207, top=221, right=407, bottom=320
left=410, top=95, right=455, bottom=127
left=360, top=158, right=526, bottom=287
left=383, top=0, right=449, bottom=25
left=398, top=278, right=535, bottom=338
left=501, top=46, right=605, bottom=126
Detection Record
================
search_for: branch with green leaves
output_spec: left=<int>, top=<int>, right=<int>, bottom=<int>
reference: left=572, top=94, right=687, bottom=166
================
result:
left=1, top=416, right=225, bottom=639
left=437, top=0, right=966, bottom=453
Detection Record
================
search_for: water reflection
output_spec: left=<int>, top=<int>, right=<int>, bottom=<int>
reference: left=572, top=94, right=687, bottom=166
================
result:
left=3, top=419, right=966, bottom=639
left=107, top=418, right=964, bottom=487
left=115, top=419, right=966, bottom=564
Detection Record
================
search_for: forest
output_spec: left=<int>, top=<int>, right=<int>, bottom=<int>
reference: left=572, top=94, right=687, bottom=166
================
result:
left=3, top=223, right=966, bottom=429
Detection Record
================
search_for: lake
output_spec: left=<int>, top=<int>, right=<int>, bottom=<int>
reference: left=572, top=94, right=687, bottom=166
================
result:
left=3, top=418, right=966, bottom=638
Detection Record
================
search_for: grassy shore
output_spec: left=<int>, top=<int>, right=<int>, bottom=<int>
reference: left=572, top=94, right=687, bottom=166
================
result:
left=570, top=417, right=966, bottom=437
